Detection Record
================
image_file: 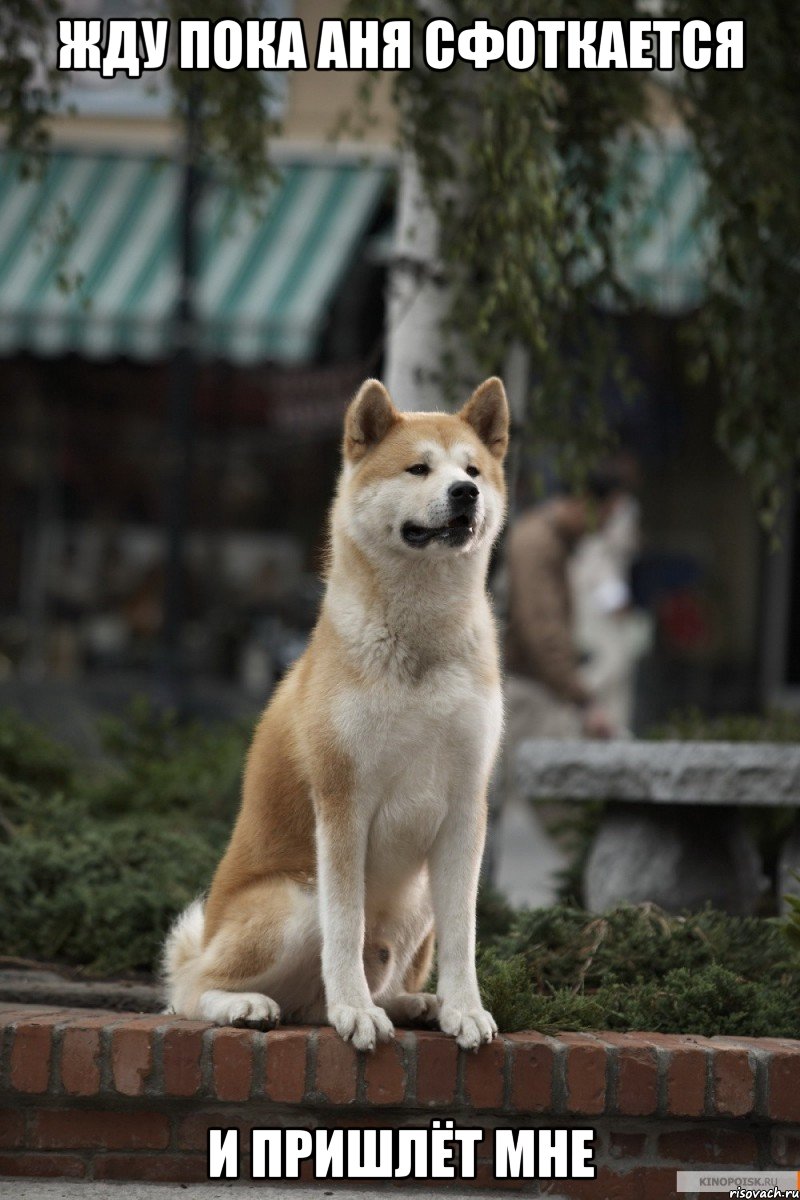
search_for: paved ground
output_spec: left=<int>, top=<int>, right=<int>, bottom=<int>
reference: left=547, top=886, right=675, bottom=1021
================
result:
left=1, top=1183, right=560, bottom=1199
left=493, top=796, right=566, bottom=909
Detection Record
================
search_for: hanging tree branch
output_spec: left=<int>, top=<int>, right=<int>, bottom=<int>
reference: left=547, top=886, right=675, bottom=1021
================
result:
left=351, top=0, right=800, bottom=518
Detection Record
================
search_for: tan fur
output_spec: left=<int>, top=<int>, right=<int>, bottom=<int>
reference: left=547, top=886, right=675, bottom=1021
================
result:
left=164, top=377, right=509, bottom=1050
left=403, top=928, right=436, bottom=993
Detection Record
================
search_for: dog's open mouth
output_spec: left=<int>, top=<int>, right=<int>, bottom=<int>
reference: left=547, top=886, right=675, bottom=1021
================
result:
left=401, top=513, right=476, bottom=548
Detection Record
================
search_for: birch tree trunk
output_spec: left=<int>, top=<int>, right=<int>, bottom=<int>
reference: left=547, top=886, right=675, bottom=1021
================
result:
left=383, top=151, right=452, bottom=412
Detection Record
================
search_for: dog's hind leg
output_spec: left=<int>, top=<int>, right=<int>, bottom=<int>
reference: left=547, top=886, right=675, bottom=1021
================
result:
left=383, top=926, right=439, bottom=1025
left=198, top=988, right=281, bottom=1028
left=403, top=925, right=436, bottom=994
left=164, top=876, right=322, bottom=1027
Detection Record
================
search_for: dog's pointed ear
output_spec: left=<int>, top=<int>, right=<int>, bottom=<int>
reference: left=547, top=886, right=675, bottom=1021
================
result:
left=459, top=377, right=509, bottom=460
left=344, top=379, right=400, bottom=462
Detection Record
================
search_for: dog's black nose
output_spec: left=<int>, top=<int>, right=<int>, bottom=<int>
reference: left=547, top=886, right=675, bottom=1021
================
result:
left=448, top=480, right=479, bottom=508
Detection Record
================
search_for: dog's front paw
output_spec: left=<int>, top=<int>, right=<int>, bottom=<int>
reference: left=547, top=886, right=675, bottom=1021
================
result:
left=438, top=1002, right=497, bottom=1050
left=329, top=1003, right=394, bottom=1051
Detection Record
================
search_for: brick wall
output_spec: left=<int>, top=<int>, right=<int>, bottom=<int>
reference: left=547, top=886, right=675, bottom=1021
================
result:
left=1, top=1004, right=799, bottom=1195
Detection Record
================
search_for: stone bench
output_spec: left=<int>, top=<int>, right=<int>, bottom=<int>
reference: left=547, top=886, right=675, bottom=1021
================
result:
left=516, top=740, right=800, bottom=914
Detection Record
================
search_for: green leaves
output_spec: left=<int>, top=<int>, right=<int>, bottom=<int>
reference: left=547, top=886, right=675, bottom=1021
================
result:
left=784, top=874, right=800, bottom=953
left=0, top=0, right=61, bottom=161
left=3, top=0, right=279, bottom=197
left=91, top=696, right=247, bottom=820
left=352, top=0, right=646, bottom=471
left=167, top=0, right=281, bottom=198
left=0, top=708, right=74, bottom=792
left=476, top=897, right=800, bottom=1036
left=352, top=0, right=800, bottom=514
left=0, top=702, right=248, bottom=975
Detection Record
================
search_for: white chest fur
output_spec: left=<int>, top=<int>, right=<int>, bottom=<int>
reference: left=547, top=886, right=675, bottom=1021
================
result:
left=331, top=660, right=502, bottom=891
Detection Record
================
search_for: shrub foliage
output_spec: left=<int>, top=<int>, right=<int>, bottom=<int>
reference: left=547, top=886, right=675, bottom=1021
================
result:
left=0, top=703, right=247, bottom=974
left=476, top=891, right=800, bottom=1037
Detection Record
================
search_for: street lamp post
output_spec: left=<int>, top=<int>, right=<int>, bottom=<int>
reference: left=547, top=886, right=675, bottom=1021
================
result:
left=160, top=84, right=203, bottom=714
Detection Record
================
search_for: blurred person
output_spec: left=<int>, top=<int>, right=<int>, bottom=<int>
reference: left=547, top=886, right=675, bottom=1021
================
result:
left=570, top=462, right=653, bottom=733
left=504, top=469, right=627, bottom=743
left=489, top=469, right=628, bottom=908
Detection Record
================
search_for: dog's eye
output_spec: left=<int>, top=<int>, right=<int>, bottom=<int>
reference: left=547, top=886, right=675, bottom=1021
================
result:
left=406, top=463, right=430, bottom=476
left=466, top=465, right=480, bottom=478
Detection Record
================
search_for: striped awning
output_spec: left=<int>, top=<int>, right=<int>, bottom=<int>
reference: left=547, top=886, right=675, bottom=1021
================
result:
left=610, top=133, right=712, bottom=313
left=0, top=151, right=389, bottom=364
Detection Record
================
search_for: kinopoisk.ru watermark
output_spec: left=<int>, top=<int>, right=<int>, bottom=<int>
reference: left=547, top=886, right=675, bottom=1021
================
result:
left=676, top=1170, right=800, bottom=1197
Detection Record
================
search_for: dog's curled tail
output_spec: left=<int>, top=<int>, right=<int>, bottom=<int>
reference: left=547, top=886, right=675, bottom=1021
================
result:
left=161, top=898, right=205, bottom=1014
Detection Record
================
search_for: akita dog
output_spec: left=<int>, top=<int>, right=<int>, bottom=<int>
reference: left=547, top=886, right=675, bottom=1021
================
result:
left=163, top=376, right=509, bottom=1051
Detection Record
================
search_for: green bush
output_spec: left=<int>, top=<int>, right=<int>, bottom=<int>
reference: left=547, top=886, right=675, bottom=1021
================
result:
left=479, top=958, right=800, bottom=1040
left=90, top=697, right=248, bottom=819
left=0, top=708, right=74, bottom=791
left=648, top=706, right=800, bottom=743
left=476, top=898, right=800, bottom=1037
left=0, top=701, right=247, bottom=974
left=0, top=813, right=225, bottom=974
left=494, top=902, right=794, bottom=988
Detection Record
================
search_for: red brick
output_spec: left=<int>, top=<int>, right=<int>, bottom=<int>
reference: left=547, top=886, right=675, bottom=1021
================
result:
left=211, top=1027, right=254, bottom=1102
left=31, top=1109, right=169, bottom=1151
left=323, top=1114, right=394, bottom=1129
left=363, top=1035, right=407, bottom=1105
left=0, top=1152, right=86, bottom=1178
left=314, top=1029, right=358, bottom=1104
left=94, top=1153, right=209, bottom=1182
left=554, top=1166, right=681, bottom=1200
left=641, top=1167, right=683, bottom=1200
left=771, top=1129, right=800, bottom=1166
left=603, top=1034, right=658, bottom=1116
left=464, top=1035, right=506, bottom=1110
left=38, top=1007, right=120, bottom=1023
left=61, top=1012, right=121, bottom=1032
left=0, top=1006, right=64, bottom=1024
left=111, top=1024, right=155, bottom=1097
left=60, top=1026, right=103, bottom=1097
left=9, top=1016, right=63, bottom=1093
left=769, top=1048, right=800, bottom=1122
left=414, top=1031, right=458, bottom=1106
left=666, top=1044, right=708, bottom=1117
left=562, top=1033, right=606, bottom=1115
left=713, top=1035, right=786, bottom=1052
left=740, top=1036, right=800, bottom=1053
left=658, top=1128, right=758, bottom=1165
left=162, top=1022, right=208, bottom=1097
left=473, top=1161, right=525, bottom=1191
left=508, top=1033, right=554, bottom=1113
left=0, top=1106, right=25, bottom=1148
left=3, top=1003, right=112, bottom=1022
left=297, top=1155, right=318, bottom=1184
left=555, top=1166, right=645, bottom=1200
left=712, top=1047, right=755, bottom=1117
left=175, top=1111, right=215, bottom=1152
left=176, top=1111, right=246, bottom=1152
left=608, top=1131, right=647, bottom=1159
left=264, top=1029, right=308, bottom=1103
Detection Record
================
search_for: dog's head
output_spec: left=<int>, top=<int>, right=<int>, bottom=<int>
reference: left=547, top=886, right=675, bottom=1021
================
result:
left=336, top=377, right=509, bottom=562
